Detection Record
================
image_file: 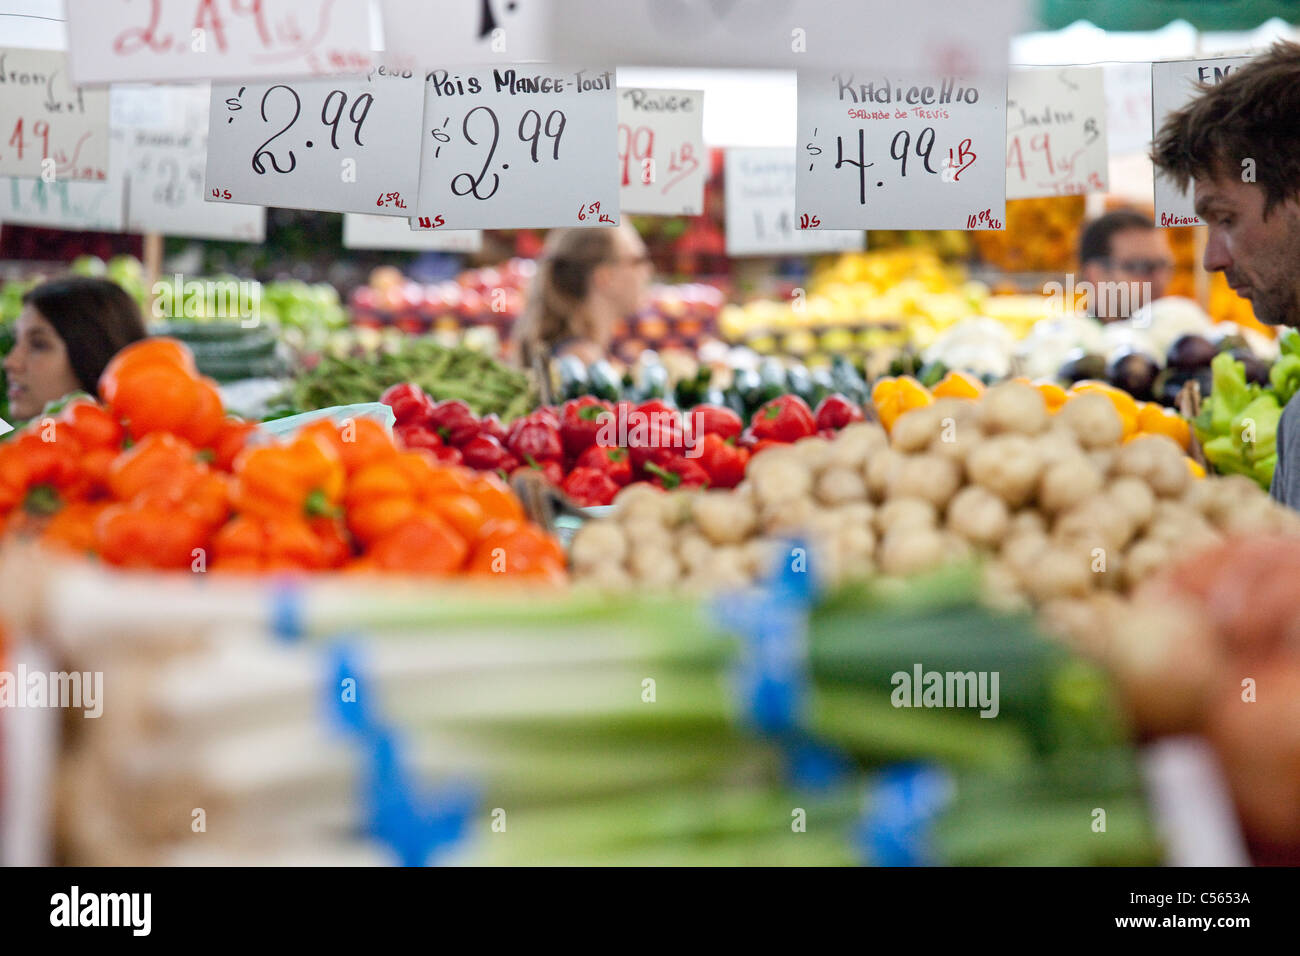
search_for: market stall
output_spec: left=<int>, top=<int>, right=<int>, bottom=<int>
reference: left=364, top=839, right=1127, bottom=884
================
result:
left=2, top=0, right=1300, bottom=879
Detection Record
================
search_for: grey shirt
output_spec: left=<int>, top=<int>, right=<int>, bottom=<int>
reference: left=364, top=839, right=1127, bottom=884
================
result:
left=1271, top=393, right=1300, bottom=510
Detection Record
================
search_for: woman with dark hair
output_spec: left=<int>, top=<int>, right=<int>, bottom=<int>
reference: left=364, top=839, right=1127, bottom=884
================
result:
left=511, top=224, right=653, bottom=370
left=4, top=277, right=147, bottom=420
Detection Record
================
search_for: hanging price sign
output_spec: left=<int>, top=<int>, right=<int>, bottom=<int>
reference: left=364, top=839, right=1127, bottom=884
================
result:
left=725, top=148, right=864, bottom=257
left=205, top=70, right=425, bottom=215
left=617, top=87, right=705, bottom=216
left=343, top=213, right=483, bottom=252
left=1005, top=67, right=1108, bottom=200
left=0, top=48, right=110, bottom=182
left=413, top=66, right=619, bottom=230
left=65, top=0, right=373, bottom=84
left=795, top=71, right=1007, bottom=230
left=1151, top=56, right=1253, bottom=227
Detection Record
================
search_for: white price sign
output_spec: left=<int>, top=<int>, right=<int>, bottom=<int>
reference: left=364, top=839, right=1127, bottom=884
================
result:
left=1152, top=56, right=1252, bottom=227
left=65, top=0, right=373, bottom=85
left=0, top=48, right=110, bottom=182
left=1104, top=61, right=1155, bottom=157
left=125, top=128, right=265, bottom=241
left=206, top=72, right=425, bottom=215
left=1005, top=67, right=1108, bottom=200
left=413, top=66, right=620, bottom=230
left=379, top=0, right=552, bottom=69
left=796, top=71, right=1007, bottom=230
left=617, top=88, right=705, bottom=216
left=343, top=213, right=483, bottom=252
left=0, top=174, right=125, bottom=232
left=725, top=148, right=864, bottom=257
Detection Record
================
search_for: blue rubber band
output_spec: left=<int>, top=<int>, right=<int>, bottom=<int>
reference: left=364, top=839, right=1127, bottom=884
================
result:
left=856, top=763, right=955, bottom=867
left=326, top=639, right=477, bottom=866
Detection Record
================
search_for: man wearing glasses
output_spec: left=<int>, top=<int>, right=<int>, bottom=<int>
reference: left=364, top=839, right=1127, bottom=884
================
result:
left=1077, top=209, right=1175, bottom=323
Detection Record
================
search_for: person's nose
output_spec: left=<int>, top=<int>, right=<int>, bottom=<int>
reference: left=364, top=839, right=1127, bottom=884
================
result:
left=2, top=342, right=22, bottom=374
left=1203, top=229, right=1232, bottom=273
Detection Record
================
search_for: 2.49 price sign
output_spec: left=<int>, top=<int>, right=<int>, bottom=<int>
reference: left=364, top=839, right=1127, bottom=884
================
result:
left=205, top=71, right=425, bottom=215
left=65, top=0, right=374, bottom=84
left=413, top=66, right=620, bottom=230
left=795, top=71, right=1007, bottom=230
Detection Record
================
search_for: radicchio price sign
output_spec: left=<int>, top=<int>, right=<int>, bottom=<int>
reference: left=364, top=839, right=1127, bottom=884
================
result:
left=796, top=71, right=1006, bottom=230
left=413, top=66, right=620, bottom=230
left=65, top=0, right=374, bottom=84
left=205, top=70, right=424, bottom=215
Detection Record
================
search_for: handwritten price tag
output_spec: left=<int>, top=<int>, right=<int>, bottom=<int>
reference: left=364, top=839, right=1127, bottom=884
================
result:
left=617, top=87, right=705, bottom=216
left=205, top=71, right=425, bottom=216
left=725, top=148, right=864, bottom=257
left=1152, top=56, right=1253, bottom=227
left=796, top=71, right=1006, bottom=230
left=379, top=0, right=552, bottom=70
left=343, top=213, right=483, bottom=252
left=1005, top=67, right=1108, bottom=200
left=65, top=0, right=373, bottom=85
left=0, top=48, right=110, bottom=182
left=413, top=66, right=620, bottom=230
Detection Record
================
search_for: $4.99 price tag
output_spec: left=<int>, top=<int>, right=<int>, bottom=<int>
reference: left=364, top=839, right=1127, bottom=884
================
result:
left=1005, top=66, right=1108, bottom=200
left=413, top=66, right=620, bottom=230
left=617, top=87, right=705, bottom=216
left=0, top=48, right=110, bottom=182
left=205, top=71, right=425, bottom=215
left=65, top=0, right=373, bottom=84
left=796, top=71, right=1006, bottom=230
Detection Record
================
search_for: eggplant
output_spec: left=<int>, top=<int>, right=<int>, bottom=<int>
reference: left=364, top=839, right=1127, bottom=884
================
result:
left=585, top=360, right=622, bottom=402
left=555, top=354, right=589, bottom=401
left=1230, top=348, right=1272, bottom=387
left=1106, top=351, right=1159, bottom=402
left=1165, top=334, right=1218, bottom=371
left=1059, top=350, right=1107, bottom=384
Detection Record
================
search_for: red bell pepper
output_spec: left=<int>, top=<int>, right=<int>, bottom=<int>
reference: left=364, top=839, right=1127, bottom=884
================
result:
left=506, top=411, right=564, bottom=464
left=814, top=394, right=865, bottom=432
left=575, top=444, right=632, bottom=486
left=561, top=467, right=620, bottom=506
left=380, top=383, right=435, bottom=426
left=478, top=413, right=510, bottom=445
left=627, top=400, right=685, bottom=470
left=428, top=399, right=481, bottom=447
left=688, top=404, right=744, bottom=441
left=559, top=397, right=615, bottom=458
left=644, top=455, right=710, bottom=490
left=697, top=433, right=750, bottom=489
left=512, top=459, right=563, bottom=485
left=460, top=434, right=513, bottom=471
left=750, top=394, right=817, bottom=443
left=394, top=422, right=444, bottom=454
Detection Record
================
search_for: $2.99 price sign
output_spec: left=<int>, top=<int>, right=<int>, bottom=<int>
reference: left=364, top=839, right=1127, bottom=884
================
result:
left=413, top=67, right=620, bottom=230
left=617, top=87, right=705, bottom=216
left=65, top=0, right=373, bottom=84
left=205, top=71, right=425, bottom=215
left=796, top=71, right=1006, bottom=230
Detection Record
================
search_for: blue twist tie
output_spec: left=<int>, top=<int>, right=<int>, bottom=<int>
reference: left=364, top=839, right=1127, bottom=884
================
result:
left=327, top=641, right=477, bottom=866
left=269, top=581, right=304, bottom=642
left=856, top=763, right=954, bottom=867
left=714, top=538, right=852, bottom=791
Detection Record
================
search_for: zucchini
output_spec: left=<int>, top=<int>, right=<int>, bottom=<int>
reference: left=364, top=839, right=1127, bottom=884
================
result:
left=586, top=360, right=623, bottom=403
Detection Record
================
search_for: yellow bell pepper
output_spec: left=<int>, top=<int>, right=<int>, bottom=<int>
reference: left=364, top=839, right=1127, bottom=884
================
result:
left=871, top=375, right=933, bottom=432
left=1136, top=402, right=1192, bottom=451
left=932, top=370, right=984, bottom=401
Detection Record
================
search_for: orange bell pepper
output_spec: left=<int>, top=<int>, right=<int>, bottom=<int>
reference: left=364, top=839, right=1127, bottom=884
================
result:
left=94, top=501, right=212, bottom=569
left=931, top=370, right=984, bottom=401
left=299, top=418, right=399, bottom=476
left=1035, top=381, right=1068, bottom=413
left=98, top=338, right=197, bottom=405
left=366, top=511, right=468, bottom=575
left=99, top=338, right=224, bottom=446
left=40, top=501, right=108, bottom=556
left=0, top=431, right=83, bottom=518
left=59, top=400, right=123, bottom=451
left=466, top=521, right=566, bottom=581
left=207, top=417, right=258, bottom=473
left=345, top=452, right=478, bottom=546
left=108, top=432, right=201, bottom=503
left=1136, top=402, right=1192, bottom=451
left=232, top=434, right=344, bottom=521
left=211, top=513, right=341, bottom=572
left=463, top=471, right=526, bottom=526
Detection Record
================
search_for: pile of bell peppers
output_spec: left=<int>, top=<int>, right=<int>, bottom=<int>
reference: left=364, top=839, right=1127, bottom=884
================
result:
left=382, top=383, right=866, bottom=507
left=0, top=338, right=564, bottom=580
